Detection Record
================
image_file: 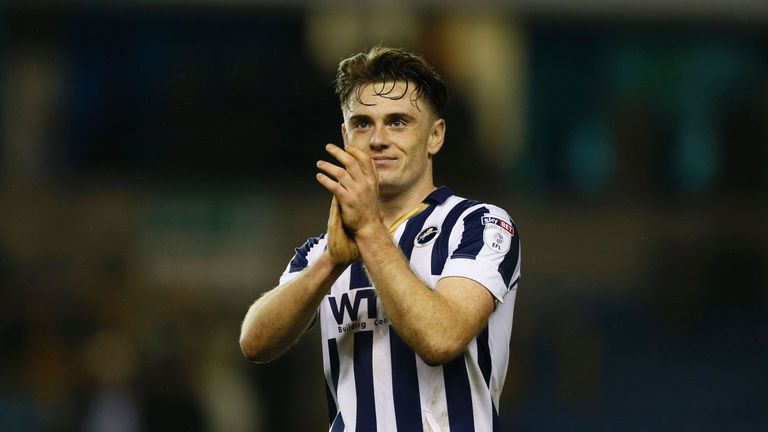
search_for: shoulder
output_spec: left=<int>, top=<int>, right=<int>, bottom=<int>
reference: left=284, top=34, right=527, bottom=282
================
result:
left=436, top=193, right=522, bottom=298
left=287, top=233, right=328, bottom=273
left=438, top=194, right=517, bottom=233
left=294, top=233, right=327, bottom=252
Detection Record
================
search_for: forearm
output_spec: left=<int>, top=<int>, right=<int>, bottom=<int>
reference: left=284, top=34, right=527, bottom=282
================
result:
left=239, top=252, right=345, bottom=363
left=355, top=224, right=472, bottom=365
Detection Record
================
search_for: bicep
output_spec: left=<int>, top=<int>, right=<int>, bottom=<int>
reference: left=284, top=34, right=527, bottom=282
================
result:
left=434, top=276, right=495, bottom=338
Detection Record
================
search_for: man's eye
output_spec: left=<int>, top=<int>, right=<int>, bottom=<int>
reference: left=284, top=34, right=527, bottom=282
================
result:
left=355, top=120, right=370, bottom=128
left=391, top=119, right=406, bottom=127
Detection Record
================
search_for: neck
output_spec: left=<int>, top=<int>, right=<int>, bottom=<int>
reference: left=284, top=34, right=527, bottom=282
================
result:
left=379, top=177, right=436, bottom=228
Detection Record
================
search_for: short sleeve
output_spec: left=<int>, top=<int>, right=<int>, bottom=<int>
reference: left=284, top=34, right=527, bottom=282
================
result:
left=278, top=234, right=327, bottom=285
left=439, top=205, right=520, bottom=302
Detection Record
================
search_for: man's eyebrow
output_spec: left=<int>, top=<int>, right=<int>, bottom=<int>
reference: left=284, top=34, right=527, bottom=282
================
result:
left=385, top=112, right=417, bottom=122
left=348, top=114, right=372, bottom=123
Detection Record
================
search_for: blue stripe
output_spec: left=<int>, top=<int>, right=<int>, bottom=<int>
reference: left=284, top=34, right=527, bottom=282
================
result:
left=432, top=200, right=478, bottom=275
left=444, top=356, right=475, bottom=431
left=450, top=206, right=489, bottom=260
left=324, top=381, right=337, bottom=427
left=353, top=331, right=376, bottom=432
left=389, top=329, right=423, bottom=432
left=349, top=262, right=371, bottom=289
left=492, top=401, right=499, bottom=431
left=330, top=411, right=345, bottom=432
left=289, top=235, right=324, bottom=273
left=477, top=326, right=492, bottom=388
left=497, top=222, right=519, bottom=287
left=398, top=205, right=437, bottom=259
left=328, top=338, right=340, bottom=390
left=328, top=338, right=340, bottom=393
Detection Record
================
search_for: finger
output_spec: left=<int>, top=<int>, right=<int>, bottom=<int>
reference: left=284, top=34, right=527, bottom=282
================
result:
left=328, top=144, right=368, bottom=181
left=316, top=160, right=348, bottom=183
left=325, top=144, right=364, bottom=178
left=316, top=172, right=347, bottom=197
left=345, top=146, right=375, bottom=178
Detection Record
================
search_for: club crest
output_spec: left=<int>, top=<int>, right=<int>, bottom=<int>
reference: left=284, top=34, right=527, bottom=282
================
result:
left=414, top=226, right=440, bottom=247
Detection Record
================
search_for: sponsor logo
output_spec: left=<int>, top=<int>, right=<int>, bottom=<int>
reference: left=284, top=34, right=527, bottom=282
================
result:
left=482, top=215, right=513, bottom=253
left=415, top=225, right=440, bottom=247
left=481, top=216, right=515, bottom=235
left=327, top=288, right=389, bottom=334
left=328, top=289, right=378, bottom=324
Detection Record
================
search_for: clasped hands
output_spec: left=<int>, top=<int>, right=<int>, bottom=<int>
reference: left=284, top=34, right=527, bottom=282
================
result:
left=316, top=144, right=382, bottom=265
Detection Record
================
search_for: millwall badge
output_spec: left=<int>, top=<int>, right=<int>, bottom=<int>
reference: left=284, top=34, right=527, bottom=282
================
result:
left=482, top=215, right=514, bottom=253
left=415, top=226, right=440, bottom=247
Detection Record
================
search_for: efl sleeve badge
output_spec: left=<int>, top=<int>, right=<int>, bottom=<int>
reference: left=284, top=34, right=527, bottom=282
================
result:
left=482, top=215, right=514, bottom=253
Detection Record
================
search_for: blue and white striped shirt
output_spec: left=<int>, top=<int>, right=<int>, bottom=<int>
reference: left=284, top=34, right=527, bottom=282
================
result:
left=280, top=187, right=521, bottom=432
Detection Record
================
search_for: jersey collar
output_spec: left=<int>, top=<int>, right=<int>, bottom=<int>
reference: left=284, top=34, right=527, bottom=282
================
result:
left=386, top=187, right=453, bottom=235
left=423, top=186, right=453, bottom=205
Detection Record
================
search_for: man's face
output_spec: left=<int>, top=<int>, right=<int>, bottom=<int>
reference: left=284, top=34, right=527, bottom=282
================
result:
left=341, top=81, right=445, bottom=197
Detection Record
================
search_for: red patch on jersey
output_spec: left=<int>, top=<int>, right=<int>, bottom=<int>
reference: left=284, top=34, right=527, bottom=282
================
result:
left=481, top=216, right=515, bottom=236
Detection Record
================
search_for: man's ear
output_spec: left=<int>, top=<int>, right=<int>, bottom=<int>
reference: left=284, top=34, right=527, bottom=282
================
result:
left=427, top=118, right=446, bottom=156
left=341, top=122, right=349, bottom=148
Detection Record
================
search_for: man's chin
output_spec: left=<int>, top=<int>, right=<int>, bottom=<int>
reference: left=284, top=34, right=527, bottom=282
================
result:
left=376, top=175, right=393, bottom=189
left=377, top=181, right=401, bottom=197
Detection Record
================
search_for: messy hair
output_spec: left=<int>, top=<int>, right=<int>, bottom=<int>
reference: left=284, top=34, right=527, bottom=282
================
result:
left=334, top=46, right=448, bottom=117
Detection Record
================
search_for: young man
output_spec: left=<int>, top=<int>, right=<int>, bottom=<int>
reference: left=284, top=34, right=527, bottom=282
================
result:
left=240, top=47, right=521, bottom=432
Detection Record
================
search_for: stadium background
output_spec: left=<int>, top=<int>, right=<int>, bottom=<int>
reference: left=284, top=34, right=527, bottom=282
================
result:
left=1, top=1, right=766, bottom=430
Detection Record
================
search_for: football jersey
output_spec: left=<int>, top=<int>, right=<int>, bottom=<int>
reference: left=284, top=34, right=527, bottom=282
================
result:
left=279, top=187, right=521, bottom=432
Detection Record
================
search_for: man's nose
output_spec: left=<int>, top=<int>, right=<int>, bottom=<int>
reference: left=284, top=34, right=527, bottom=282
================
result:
left=369, top=125, right=389, bottom=149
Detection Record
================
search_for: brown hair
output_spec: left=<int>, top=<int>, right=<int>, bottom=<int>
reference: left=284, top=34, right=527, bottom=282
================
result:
left=334, top=46, right=448, bottom=117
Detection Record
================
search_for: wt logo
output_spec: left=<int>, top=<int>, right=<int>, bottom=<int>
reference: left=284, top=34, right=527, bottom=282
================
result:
left=328, top=289, right=378, bottom=324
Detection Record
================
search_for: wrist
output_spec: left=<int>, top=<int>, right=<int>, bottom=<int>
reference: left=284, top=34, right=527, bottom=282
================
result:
left=353, top=221, right=389, bottom=249
left=319, top=251, right=352, bottom=275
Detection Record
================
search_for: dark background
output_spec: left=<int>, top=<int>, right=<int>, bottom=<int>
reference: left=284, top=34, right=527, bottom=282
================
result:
left=1, top=1, right=766, bottom=431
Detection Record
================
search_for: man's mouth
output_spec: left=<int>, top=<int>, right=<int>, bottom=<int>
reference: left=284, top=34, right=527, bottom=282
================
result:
left=372, top=156, right=397, bottom=167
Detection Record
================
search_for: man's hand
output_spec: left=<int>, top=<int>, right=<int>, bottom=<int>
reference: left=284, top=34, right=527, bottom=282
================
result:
left=326, top=196, right=359, bottom=265
left=316, top=144, right=382, bottom=236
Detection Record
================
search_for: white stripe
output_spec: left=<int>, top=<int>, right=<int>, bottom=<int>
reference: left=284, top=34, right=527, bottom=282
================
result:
left=488, top=291, right=516, bottom=405
left=373, top=323, right=395, bottom=431
left=465, top=342, right=493, bottom=432
left=335, top=325, right=357, bottom=430
left=417, top=361, right=449, bottom=431
left=410, top=235, right=436, bottom=286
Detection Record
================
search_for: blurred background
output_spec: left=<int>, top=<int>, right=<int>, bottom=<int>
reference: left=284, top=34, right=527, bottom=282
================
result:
left=1, top=0, right=766, bottom=431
